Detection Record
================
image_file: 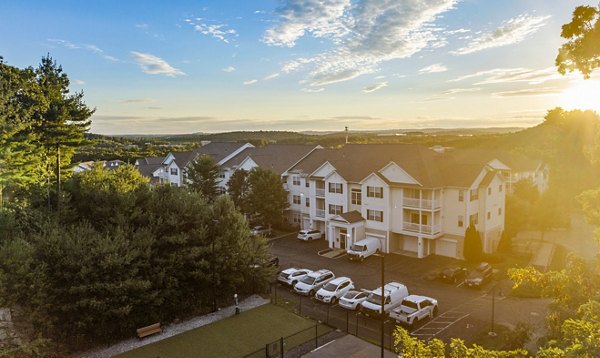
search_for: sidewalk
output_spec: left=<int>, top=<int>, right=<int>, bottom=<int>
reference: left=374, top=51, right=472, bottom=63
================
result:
left=77, top=295, right=269, bottom=358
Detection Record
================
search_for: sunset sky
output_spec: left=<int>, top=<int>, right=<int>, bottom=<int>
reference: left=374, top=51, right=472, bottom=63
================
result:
left=2, top=0, right=599, bottom=134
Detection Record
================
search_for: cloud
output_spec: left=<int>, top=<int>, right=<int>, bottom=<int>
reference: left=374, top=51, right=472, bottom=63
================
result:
left=445, top=28, right=470, bottom=35
left=419, top=63, right=448, bottom=74
left=185, top=18, right=237, bottom=43
left=263, top=73, right=280, bottom=80
left=263, top=0, right=352, bottom=47
left=223, top=66, right=236, bottom=72
left=130, top=52, right=185, bottom=76
left=449, top=67, right=563, bottom=85
left=72, top=79, right=85, bottom=85
left=268, top=0, right=458, bottom=87
left=441, top=87, right=481, bottom=95
left=492, top=87, right=560, bottom=97
left=451, top=14, right=550, bottom=55
left=243, top=79, right=258, bottom=85
left=363, top=82, right=387, bottom=93
left=47, top=39, right=118, bottom=61
left=302, top=87, right=325, bottom=93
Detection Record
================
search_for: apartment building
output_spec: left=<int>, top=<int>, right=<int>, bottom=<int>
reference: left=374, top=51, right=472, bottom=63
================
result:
left=283, top=144, right=507, bottom=259
left=135, top=142, right=254, bottom=187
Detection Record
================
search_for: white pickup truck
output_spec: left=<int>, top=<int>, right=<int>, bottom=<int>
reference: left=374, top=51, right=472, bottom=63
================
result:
left=389, top=295, right=438, bottom=327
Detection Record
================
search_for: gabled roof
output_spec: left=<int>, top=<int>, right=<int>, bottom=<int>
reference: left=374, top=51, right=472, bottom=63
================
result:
left=136, top=156, right=164, bottom=166
left=222, top=144, right=320, bottom=175
left=478, top=170, right=498, bottom=188
left=331, top=210, right=365, bottom=224
left=291, top=144, right=446, bottom=187
left=135, top=156, right=166, bottom=178
left=449, top=148, right=543, bottom=172
left=289, top=143, right=502, bottom=188
left=168, top=142, right=252, bottom=168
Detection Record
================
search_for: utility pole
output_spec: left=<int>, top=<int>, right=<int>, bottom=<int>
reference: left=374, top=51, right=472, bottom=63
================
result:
left=345, top=126, right=349, bottom=144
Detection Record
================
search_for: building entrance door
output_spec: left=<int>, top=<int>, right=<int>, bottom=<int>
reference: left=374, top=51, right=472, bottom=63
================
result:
left=339, top=229, right=347, bottom=250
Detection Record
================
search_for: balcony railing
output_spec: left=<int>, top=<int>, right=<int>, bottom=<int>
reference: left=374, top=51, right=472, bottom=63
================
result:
left=403, top=197, right=440, bottom=209
left=316, top=209, right=325, bottom=218
left=315, top=188, right=325, bottom=197
left=402, top=222, right=441, bottom=235
left=283, top=183, right=289, bottom=191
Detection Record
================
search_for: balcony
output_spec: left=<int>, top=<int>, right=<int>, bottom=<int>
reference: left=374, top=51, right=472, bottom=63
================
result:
left=403, top=222, right=442, bottom=235
left=283, top=183, right=289, bottom=191
left=403, top=197, right=441, bottom=209
left=316, top=188, right=325, bottom=197
left=316, top=209, right=325, bottom=218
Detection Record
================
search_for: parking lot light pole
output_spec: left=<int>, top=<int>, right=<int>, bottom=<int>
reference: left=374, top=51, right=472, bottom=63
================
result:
left=489, top=284, right=497, bottom=337
left=375, top=253, right=384, bottom=358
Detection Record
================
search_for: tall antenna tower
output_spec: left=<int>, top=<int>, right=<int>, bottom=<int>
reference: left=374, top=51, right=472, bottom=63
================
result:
left=345, top=126, right=349, bottom=144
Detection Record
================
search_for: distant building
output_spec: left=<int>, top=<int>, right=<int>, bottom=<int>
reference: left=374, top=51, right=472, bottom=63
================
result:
left=135, top=156, right=168, bottom=184
left=72, top=161, right=95, bottom=173
left=160, top=142, right=254, bottom=187
left=219, top=144, right=322, bottom=191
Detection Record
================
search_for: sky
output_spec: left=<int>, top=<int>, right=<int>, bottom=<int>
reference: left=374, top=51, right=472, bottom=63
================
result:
left=2, top=0, right=600, bottom=135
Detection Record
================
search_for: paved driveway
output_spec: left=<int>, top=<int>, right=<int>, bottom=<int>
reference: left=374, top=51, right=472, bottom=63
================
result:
left=270, top=235, right=549, bottom=344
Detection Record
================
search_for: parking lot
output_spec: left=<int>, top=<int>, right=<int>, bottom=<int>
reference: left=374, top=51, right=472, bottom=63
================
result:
left=270, top=234, right=550, bottom=344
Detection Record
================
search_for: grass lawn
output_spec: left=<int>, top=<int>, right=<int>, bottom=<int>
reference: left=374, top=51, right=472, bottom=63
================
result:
left=115, top=304, right=325, bottom=358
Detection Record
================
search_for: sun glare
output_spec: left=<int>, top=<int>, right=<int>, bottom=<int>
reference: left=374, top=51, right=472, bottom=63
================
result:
left=559, top=80, right=600, bottom=113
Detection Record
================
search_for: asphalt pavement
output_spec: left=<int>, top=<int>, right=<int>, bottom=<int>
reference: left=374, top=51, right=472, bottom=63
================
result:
left=270, top=235, right=549, bottom=345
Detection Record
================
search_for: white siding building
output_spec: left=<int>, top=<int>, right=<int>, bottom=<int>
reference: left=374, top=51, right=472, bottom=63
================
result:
left=284, top=144, right=511, bottom=260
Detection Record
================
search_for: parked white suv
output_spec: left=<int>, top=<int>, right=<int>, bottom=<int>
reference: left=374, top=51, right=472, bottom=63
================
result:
left=293, top=269, right=335, bottom=296
left=315, top=277, right=354, bottom=304
left=277, top=268, right=312, bottom=287
left=339, top=289, right=370, bottom=310
left=390, top=295, right=439, bottom=327
left=297, top=229, right=323, bottom=241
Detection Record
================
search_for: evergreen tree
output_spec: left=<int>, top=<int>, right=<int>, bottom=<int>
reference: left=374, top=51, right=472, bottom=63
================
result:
left=463, top=224, right=483, bottom=262
left=186, top=154, right=220, bottom=201
left=32, top=55, right=94, bottom=209
left=227, top=168, right=249, bottom=210
left=0, top=58, right=45, bottom=206
left=246, top=167, right=289, bottom=226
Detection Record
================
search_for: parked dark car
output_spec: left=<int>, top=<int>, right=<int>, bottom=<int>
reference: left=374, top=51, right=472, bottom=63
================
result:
left=438, top=265, right=467, bottom=283
left=464, top=262, right=493, bottom=288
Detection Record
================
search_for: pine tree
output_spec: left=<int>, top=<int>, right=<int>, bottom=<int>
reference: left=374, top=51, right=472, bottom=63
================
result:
left=33, top=55, right=94, bottom=209
left=186, top=154, right=220, bottom=201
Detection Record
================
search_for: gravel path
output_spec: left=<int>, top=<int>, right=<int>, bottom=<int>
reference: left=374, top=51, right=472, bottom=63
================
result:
left=77, top=295, right=269, bottom=358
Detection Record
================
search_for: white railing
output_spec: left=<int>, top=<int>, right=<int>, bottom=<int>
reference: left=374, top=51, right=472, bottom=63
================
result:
left=402, top=222, right=442, bottom=234
left=316, top=209, right=325, bottom=218
left=283, top=183, right=289, bottom=191
left=316, top=188, right=325, bottom=197
left=403, top=198, right=440, bottom=209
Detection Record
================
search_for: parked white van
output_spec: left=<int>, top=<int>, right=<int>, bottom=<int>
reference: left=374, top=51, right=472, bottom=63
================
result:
left=347, top=237, right=381, bottom=262
left=360, top=282, right=409, bottom=318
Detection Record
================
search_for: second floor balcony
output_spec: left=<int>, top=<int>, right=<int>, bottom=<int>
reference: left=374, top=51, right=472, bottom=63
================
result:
left=316, top=209, right=325, bottom=218
left=403, top=197, right=441, bottom=210
left=316, top=188, right=325, bottom=197
left=403, top=222, right=442, bottom=235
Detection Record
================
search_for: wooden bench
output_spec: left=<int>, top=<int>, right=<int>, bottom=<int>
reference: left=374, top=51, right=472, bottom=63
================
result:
left=136, top=323, right=161, bottom=339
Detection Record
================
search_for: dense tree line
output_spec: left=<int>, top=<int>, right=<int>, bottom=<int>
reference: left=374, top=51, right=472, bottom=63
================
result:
left=0, top=57, right=274, bottom=355
left=0, top=166, right=274, bottom=350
